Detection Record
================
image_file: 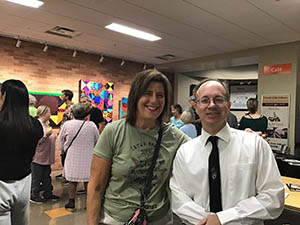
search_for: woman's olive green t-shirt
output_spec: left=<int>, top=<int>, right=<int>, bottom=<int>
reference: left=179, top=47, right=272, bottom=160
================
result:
left=93, top=118, right=190, bottom=222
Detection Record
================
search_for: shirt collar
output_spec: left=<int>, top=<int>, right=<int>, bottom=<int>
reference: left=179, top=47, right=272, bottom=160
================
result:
left=200, top=123, right=232, bottom=147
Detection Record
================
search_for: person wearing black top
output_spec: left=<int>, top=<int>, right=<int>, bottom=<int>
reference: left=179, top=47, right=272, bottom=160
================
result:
left=80, top=95, right=105, bottom=134
left=239, top=98, right=268, bottom=133
left=0, top=80, right=43, bottom=225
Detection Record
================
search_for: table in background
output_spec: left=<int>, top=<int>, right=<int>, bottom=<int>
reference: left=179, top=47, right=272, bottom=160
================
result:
left=264, top=176, right=300, bottom=225
left=281, top=176, right=300, bottom=211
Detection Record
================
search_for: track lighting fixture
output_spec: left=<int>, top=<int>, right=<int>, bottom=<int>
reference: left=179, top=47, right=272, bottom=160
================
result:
left=143, top=64, right=147, bottom=70
left=72, top=50, right=77, bottom=58
left=99, top=55, right=104, bottom=63
left=120, top=60, right=125, bottom=66
left=43, top=44, right=48, bottom=52
left=16, top=39, right=21, bottom=48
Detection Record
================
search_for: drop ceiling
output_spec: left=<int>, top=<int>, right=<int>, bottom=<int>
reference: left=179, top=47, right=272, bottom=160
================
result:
left=0, top=0, right=300, bottom=72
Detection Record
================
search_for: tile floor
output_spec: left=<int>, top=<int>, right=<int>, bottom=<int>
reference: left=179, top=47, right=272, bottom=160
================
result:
left=29, top=171, right=299, bottom=225
left=29, top=170, right=87, bottom=225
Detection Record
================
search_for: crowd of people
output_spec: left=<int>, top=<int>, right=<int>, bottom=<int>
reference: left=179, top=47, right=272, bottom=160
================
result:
left=0, top=71, right=283, bottom=225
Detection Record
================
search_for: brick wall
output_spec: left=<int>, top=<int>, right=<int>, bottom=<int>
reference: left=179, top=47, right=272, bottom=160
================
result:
left=0, top=36, right=175, bottom=171
left=0, top=36, right=175, bottom=121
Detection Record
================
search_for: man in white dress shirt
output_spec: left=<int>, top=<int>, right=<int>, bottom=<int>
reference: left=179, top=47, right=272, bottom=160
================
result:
left=170, top=79, right=284, bottom=225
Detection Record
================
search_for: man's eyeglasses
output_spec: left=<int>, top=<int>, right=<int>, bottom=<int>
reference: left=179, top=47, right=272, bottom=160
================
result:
left=196, top=97, right=227, bottom=106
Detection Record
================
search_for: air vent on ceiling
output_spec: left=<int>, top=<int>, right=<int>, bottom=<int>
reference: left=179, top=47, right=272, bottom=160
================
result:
left=45, top=26, right=82, bottom=38
left=154, top=54, right=178, bottom=61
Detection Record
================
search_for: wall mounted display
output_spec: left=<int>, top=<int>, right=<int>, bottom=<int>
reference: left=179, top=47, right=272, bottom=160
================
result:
left=28, top=91, right=63, bottom=127
left=229, top=85, right=257, bottom=110
left=79, top=80, right=114, bottom=123
left=119, top=97, right=128, bottom=119
left=261, top=94, right=289, bottom=152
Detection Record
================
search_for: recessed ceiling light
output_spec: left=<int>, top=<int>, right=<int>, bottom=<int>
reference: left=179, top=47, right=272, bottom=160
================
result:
left=105, top=23, right=161, bottom=42
left=6, top=0, right=44, bottom=8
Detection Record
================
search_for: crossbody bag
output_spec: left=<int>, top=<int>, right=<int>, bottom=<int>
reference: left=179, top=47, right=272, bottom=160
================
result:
left=62, top=120, right=86, bottom=161
left=124, top=126, right=163, bottom=225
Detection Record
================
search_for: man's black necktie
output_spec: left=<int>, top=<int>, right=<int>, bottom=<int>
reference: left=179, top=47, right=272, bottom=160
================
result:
left=208, top=136, right=222, bottom=213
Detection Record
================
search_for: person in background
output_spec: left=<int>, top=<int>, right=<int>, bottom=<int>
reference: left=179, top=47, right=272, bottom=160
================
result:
left=30, top=105, right=60, bottom=203
left=80, top=95, right=105, bottom=134
left=170, top=79, right=284, bottom=225
left=61, top=89, right=74, bottom=122
left=0, top=79, right=43, bottom=225
left=77, top=95, right=105, bottom=195
left=186, top=96, right=202, bottom=135
left=56, top=89, right=74, bottom=181
left=29, top=94, right=37, bottom=117
left=180, top=111, right=197, bottom=139
left=170, top=104, right=184, bottom=129
left=86, top=69, right=190, bottom=225
left=186, top=96, right=197, bottom=121
left=58, top=103, right=99, bottom=211
left=227, top=111, right=238, bottom=128
left=239, top=98, right=268, bottom=133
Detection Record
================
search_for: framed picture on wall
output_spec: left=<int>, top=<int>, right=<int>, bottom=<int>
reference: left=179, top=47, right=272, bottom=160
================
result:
left=28, top=91, right=63, bottom=127
left=230, top=85, right=257, bottom=110
left=190, top=84, right=197, bottom=96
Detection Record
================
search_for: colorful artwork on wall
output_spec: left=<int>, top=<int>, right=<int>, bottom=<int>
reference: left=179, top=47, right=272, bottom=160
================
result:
left=79, top=80, right=114, bottom=123
left=119, top=97, right=128, bottom=119
left=28, top=91, right=63, bottom=126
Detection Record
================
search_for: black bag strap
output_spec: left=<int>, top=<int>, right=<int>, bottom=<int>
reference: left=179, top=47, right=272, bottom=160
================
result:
left=140, top=126, right=163, bottom=207
left=64, top=120, right=86, bottom=155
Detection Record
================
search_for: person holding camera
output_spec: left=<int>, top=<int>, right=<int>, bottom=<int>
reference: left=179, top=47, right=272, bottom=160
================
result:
left=86, top=69, right=190, bottom=225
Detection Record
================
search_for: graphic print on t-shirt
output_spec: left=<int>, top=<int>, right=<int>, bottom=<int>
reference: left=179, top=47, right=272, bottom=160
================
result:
left=126, top=141, right=167, bottom=193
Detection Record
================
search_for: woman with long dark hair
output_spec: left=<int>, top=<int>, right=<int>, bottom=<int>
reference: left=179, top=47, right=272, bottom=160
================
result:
left=0, top=79, right=43, bottom=225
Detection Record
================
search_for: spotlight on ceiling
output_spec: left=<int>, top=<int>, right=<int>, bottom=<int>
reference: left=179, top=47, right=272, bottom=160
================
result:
left=16, top=39, right=21, bottom=48
left=99, top=55, right=104, bottom=63
left=72, top=50, right=77, bottom=58
left=43, top=44, right=48, bottom=52
left=120, top=60, right=125, bottom=66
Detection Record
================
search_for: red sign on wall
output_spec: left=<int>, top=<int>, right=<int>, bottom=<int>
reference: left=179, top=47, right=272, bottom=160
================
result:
left=262, top=63, right=292, bottom=75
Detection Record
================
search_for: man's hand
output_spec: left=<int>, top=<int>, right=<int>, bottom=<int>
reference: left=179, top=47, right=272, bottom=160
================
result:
left=198, top=214, right=221, bottom=225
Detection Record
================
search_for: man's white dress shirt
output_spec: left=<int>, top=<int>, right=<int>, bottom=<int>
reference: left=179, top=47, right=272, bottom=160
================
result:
left=170, top=124, right=284, bottom=225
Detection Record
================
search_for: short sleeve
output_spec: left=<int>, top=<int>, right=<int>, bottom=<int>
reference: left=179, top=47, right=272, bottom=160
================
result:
left=238, top=117, right=246, bottom=130
left=93, top=123, right=114, bottom=161
left=93, top=108, right=104, bottom=123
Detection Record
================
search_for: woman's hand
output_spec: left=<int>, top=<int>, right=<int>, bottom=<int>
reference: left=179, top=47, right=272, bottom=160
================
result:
left=245, top=128, right=266, bottom=139
left=45, top=128, right=53, bottom=137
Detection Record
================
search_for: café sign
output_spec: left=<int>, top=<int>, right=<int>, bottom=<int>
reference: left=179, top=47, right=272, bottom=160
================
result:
left=262, top=63, right=292, bottom=75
